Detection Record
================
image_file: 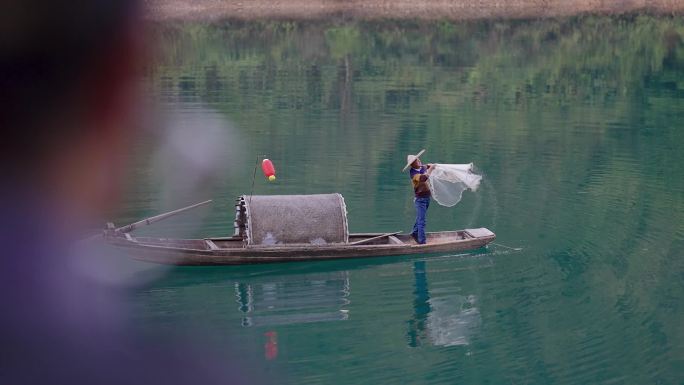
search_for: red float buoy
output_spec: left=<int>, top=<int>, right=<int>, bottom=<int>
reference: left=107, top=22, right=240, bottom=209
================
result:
left=262, top=159, right=276, bottom=181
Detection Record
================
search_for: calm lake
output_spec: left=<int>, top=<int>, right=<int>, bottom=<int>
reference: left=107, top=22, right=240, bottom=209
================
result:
left=118, top=16, right=683, bottom=384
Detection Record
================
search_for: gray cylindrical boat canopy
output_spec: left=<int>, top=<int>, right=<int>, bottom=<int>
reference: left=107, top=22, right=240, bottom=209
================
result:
left=240, top=193, right=349, bottom=246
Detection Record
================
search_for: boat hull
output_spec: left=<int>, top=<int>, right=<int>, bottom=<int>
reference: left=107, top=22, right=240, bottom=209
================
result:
left=105, top=229, right=495, bottom=266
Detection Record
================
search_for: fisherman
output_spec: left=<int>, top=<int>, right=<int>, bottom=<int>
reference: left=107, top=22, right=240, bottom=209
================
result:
left=403, top=149, right=434, bottom=244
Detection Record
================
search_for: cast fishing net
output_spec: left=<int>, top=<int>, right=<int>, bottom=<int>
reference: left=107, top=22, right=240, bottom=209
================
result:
left=428, top=163, right=482, bottom=207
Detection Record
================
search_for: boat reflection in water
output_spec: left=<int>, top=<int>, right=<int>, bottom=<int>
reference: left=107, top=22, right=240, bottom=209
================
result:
left=234, top=271, right=350, bottom=328
left=407, top=261, right=480, bottom=347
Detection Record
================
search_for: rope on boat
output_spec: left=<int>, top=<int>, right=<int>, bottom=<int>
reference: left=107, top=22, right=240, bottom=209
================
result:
left=247, top=154, right=264, bottom=210
left=490, top=242, right=523, bottom=251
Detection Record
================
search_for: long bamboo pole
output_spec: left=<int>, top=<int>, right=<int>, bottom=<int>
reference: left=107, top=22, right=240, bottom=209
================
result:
left=115, top=199, right=213, bottom=233
left=348, top=231, right=402, bottom=246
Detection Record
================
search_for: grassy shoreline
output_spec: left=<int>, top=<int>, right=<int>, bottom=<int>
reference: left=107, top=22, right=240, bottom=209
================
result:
left=146, top=0, right=684, bottom=21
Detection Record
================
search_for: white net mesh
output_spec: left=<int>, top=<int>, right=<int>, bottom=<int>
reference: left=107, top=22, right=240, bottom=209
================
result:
left=428, top=163, right=482, bottom=207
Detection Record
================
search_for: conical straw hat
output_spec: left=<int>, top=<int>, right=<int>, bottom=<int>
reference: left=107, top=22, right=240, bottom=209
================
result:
left=402, top=149, right=426, bottom=172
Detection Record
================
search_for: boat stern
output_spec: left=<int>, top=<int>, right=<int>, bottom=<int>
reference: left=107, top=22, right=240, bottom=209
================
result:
left=464, top=228, right=496, bottom=240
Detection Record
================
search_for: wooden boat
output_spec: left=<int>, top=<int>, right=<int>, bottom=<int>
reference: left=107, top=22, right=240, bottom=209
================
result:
left=103, top=194, right=495, bottom=266
left=105, top=229, right=495, bottom=266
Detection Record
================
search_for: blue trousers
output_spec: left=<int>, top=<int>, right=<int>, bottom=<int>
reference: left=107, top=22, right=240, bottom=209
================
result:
left=412, top=197, right=430, bottom=244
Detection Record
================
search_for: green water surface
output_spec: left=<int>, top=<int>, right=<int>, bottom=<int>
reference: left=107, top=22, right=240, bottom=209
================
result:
left=122, top=16, right=684, bottom=384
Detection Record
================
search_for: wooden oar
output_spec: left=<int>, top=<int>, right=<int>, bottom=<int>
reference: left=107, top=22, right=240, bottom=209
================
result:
left=349, top=231, right=402, bottom=246
left=115, top=199, right=213, bottom=233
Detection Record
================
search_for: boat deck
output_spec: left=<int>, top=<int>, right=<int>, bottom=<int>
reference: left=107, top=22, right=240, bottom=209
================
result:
left=130, top=230, right=473, bottom=251
left=106, top=228, right=495, bottom=265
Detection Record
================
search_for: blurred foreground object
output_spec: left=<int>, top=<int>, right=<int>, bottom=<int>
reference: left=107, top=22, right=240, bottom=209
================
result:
left=0, top=0, right=141, bottom=218
left=0, top=1, right=253, bottom=383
